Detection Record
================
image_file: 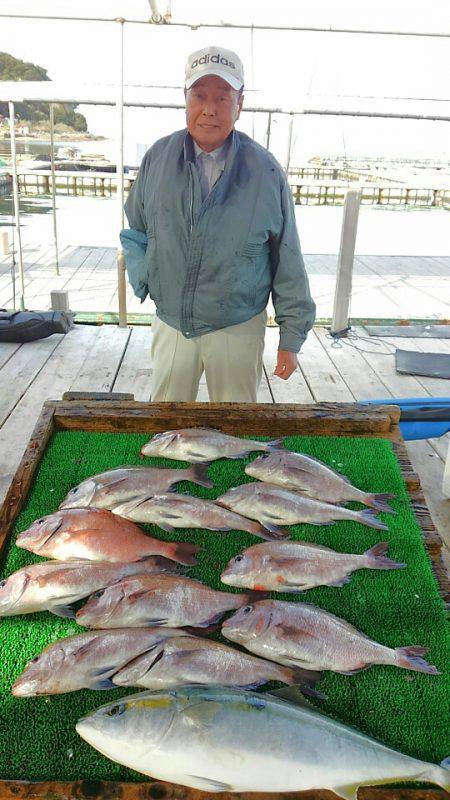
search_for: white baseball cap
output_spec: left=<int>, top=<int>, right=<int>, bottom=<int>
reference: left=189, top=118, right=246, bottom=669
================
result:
left=185, top=46, right=244, bottom=91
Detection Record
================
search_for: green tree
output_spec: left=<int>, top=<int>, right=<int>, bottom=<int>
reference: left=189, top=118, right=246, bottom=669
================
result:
left=0, top=52, right=87, bottom=131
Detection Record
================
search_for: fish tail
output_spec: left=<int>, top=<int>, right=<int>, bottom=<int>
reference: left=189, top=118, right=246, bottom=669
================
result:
left=187, top=463, right=213, bottom=489
left=266, top=438, right=285, bottom=451
left=165, top=541, right=201, bottom=566
left=364, top=542, right=406, bottom=570
left=366, top=492, right=397, bottom=514
left=250, top=521, right=290, bottom=541
left=282, top=666, right=325, bottom=696
left=358, top=509, right=388, bottom=531
left=240, top=590, right=269, bottom=605
left=432, top=757, right=450, bottom=792
left=395, top=646, right=440, bottom=675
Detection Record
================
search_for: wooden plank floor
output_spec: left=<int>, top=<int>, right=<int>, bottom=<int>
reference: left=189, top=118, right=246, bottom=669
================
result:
left=1, top=246, right=450, bottom=320
left=1, top=323, right=449, bottom=572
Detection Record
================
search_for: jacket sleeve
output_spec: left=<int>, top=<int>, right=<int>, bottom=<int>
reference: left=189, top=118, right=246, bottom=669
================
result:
left=121, top=152, right=150, bottom=302
left=271, top=174, right=316, bottom=353
left=119, top=228, right=148, bottom=303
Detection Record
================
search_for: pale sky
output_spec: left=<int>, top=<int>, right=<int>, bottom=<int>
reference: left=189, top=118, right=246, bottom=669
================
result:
left=1, top=0, right=449, bottom=162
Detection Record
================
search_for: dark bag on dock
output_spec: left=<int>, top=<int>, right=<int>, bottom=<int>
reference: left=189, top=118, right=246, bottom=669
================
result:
left=0, top=310, right=74, bottom=343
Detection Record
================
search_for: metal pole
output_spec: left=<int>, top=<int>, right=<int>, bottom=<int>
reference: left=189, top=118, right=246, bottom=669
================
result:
left=8, top=101, right=25, bottom=311
left=265, top=112, right=272, bottom=150
left=116, top=17, right=127, bottom=328
left=49, top=103, right=60, bottom=275
left=285, top=116, right=294, bottom=173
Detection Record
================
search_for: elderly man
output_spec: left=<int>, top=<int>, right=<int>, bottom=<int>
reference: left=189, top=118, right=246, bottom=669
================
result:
left=121, top=46, right=315, bottom=402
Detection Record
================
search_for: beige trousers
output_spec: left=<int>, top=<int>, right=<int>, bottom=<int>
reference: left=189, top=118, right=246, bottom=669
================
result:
left=151, top=310, right=267, bottom=402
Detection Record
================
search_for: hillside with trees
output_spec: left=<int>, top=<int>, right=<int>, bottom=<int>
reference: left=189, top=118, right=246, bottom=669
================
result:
left=0, top=52, right=87, bottom=132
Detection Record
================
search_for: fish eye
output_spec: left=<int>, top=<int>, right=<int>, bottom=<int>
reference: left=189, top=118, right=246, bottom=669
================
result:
left=36, top=519, right=45, bottom=525
left=71, top=487, right=78, bottom=494
left=242, top=605, right=253, bottom=615
left=93, top=590, right=105, bottom=599
left=30, top=656, right=39, bottom=663
left=234, top=555, right=243, bottom=563
left=107, top=703, right=125, bottom=717
left=0, top=580, right=6, bottom=589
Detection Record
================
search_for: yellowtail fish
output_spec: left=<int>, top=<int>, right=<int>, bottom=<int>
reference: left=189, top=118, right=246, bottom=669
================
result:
left=12, top=628, right=186, bottom=696
left=216, top=483, right=388, bottom=536
left=76, top=574, right=258, bottom=629
left=59, top=464, right=212, bottom=510
left=16, top=507, right=199, bottom=565
left=0, top=558, right=176, bottom=618
left=246, top=452, right=395, bottom=513
left=221, top=540, right=405, bottom=592
left=76, top=685, right=450, bottom=794
left=141, top=427, right=284, bottom=462
left=222, top=599, right=439, bottom=676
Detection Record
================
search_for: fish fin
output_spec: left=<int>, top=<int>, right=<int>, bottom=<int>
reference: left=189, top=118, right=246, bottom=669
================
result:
left=261, top=519, right=290, bottom=539
left=196, top=612, right=226, bottom=627
left=185, top=449, right=210, bottom=460
left=166, top=541, right=200, bottom=566
left=181, top=700, right=223, bottom=729
left=440, top=756, right=450, bottom=770
left=157, top=522, right=176, bottom=533
left=333, top=784, right=359, bottom=800
left=97, top=478, right=128, bottom=495
left=308, top=520, right=334, bottom=526
left=339, top=665, right=371, bottom=676
left=270, top=685, right=318, bottom=707
left=366, top=492, right=396, bottom=514
left=186, top=775, right=233, bottom=792
left=329, top=575, right=351, bottom=587
left=266, top=438, right=285, bottom=451
left=145, top=618, right=169, bottom=626
left=49, top=603, right=75, bottom=619
left=258, top=523, right=290, bottom=541
left=358, top=509, right=388, bottom=531
left=188, top=463, right=213, bottom=489
left=395, top=646, right=440, bottom=675
left=89, top=677, right=117, bottom=690
left=364, top=541, right=406, bottom=570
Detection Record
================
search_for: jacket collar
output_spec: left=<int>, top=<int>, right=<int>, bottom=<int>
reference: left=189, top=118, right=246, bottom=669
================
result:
left=183, top=129, right=239, bottom=172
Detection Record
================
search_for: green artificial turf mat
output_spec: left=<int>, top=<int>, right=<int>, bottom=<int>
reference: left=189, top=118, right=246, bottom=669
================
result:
left=0, top=430, right=449, bottom=782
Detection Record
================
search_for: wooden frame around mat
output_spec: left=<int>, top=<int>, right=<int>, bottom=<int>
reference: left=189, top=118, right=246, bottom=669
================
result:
left=0, top=397, right=448, bottom=800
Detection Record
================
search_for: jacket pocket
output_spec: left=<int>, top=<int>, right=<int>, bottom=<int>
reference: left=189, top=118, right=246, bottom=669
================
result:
left=236, top=242, right=267, bottom=306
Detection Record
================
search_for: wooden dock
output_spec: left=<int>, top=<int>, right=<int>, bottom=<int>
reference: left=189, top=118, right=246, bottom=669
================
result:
left=0, top=322, right=449, bottom=571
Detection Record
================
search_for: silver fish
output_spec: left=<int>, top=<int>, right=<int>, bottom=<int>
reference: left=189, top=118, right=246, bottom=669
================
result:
left=246, top=452, right=395, bottom=513
left=223, top=599, right=439, bottom=676
left=76, top=573, right=257, bottom=629
left=111, top=493, right=286, bottom=541
left=221, top=540, right=405, bottom=592
left=0, top=558, right=176, bottom=619
left=216, top=483, right=388, bottom=535
left=75, top=685, right=450, bottom=794
left=112, top=634, right=320, bottom=692
left=59, top=464, right=212, bottom=510
left=141, top=427, right=284, bottom=462
left=12, top=627, right=185, bottom=696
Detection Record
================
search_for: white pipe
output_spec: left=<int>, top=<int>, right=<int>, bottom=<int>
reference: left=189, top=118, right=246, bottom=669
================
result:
left=0, top=13, right=449, bottom=37
left=8, top=101, right=25, bottom=311
left=285, top=116, right=294, bottom=173
left=148, top=1, right=162, bottom=23
left=116, top=17, right=127, bottom=328
left=49, top=104, right=60, bottom=276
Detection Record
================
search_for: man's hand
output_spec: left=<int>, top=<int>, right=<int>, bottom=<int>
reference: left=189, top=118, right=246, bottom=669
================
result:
left=274, top=349, right=298, bottom=380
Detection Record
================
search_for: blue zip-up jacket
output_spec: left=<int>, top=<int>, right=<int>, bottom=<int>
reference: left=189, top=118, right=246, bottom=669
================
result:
left=121, top=128, right=315, bottom=352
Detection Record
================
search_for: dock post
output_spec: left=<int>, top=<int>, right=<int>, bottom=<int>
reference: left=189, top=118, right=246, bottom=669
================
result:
left=8, top=101, right=25, bottom=311
left=330, top=188, right=362, bottom=337
left=49, top=103, right=60, bottom=275
left=116, top=16, right=127, bottom=328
